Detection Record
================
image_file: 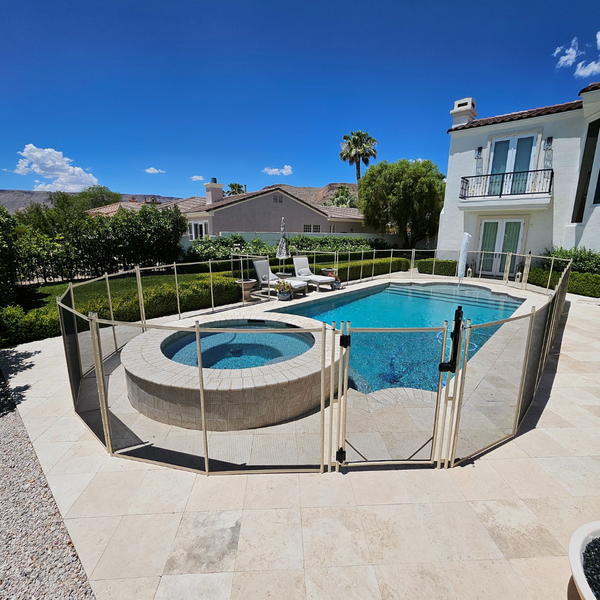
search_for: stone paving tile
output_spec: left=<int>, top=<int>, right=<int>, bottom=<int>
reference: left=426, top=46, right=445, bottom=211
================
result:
left=235, top=508, right=303, bottom=571
left=91, top=513, right=182, bottom=580
left=64, top=516, right=122, bottom=575
left=230, top=569, right=306, bottom=600
left=154, top=573, right=233, bottom=600
left=509, top=557, right=574, bottom=600
left=305, top=565, right=382, bottom=600
left=164, top=511, right=241, bottom=575
left=442, top=559, right=534, bottom=600
left=374, top=563, right=457, bottom=600
left=301, top=506, right=371, bottom=568
left=90, top=577, right=160, bottom=600
left=417, top=501, right=504, bottom=562
left=359, top=504, right=437, bottom=564
left=470, top=499, right=565, bottom=559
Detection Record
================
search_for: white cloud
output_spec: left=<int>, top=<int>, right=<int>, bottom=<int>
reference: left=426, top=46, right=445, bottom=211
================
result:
left=190, top=175, right=204, bottom=181
left=13, top=144, right=98, bottom=192
left=597, top=31, right=600, bottom=50
left=145, top=167, right=165, bottom=174
left=262, top=164, right=293, bottom=176
left=555, top=38, right=584, bottom=69
left=575, top=60, right=600, bottom=78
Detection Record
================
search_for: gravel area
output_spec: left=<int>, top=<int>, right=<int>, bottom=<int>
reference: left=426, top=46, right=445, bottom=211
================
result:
left=0, top=371, right=95, bottom=599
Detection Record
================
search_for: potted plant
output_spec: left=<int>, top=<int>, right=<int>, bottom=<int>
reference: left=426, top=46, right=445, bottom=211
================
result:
left=274, top=279, right=292, bottom=301
left=569, top=521, right=600, bottom=600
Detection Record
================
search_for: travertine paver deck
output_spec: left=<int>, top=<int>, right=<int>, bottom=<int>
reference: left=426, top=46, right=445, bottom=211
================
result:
left=1, top=275, right=599, bottom=599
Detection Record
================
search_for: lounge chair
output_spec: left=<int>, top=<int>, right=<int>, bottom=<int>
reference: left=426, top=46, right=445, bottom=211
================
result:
left=252, top=260, right=307, bottom=299
left=292, top=256, right=336, bottom=292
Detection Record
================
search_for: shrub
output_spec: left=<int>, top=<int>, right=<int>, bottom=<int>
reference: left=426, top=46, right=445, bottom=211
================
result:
left=0, top=304, right=61, bottom=347
left=527, top=268, right=600, bottom=298
left=186, top=234, right=394, bottom=262
left=0, top=274, right=241, bottom=348
left=541, top=247, right=600, bottom=275
left=322, top=257, right=409, bottom=282
left=417, top=258, right=457, bottom=276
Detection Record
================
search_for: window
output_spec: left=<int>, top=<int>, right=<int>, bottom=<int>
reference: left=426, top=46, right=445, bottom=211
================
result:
left=273, top=195, right=283, bottom=203
left=312, top=225, right=320, bottom=233
left=304, top=224, right=312, bottom=233
left=329, top=225, right=336, bottom=233
left=304, top=224, right=321, bottom=233
left=188, top=221, right=208, bottom=240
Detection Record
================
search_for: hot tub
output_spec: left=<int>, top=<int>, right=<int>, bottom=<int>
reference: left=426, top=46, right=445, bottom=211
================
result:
left=120, top=312, right=337, bottom=431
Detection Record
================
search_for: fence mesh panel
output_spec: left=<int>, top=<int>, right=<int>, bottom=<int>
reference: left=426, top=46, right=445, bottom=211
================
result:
left=453, top=315, right=531, bottom=464
left=58, top=295, right=81, bottom=408
left=342, top=329, right=443, bottom=464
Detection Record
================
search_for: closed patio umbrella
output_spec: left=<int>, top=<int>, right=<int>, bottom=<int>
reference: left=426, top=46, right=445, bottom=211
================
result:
left=276, top=217, right=290, bottom=272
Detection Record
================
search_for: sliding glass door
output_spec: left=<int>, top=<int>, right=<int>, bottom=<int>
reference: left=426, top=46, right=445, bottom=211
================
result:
left=478, top=219, right=525, bottom=276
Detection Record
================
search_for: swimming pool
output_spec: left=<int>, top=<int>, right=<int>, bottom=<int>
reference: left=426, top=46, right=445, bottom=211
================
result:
left=276, top=283, right=523, bottom=393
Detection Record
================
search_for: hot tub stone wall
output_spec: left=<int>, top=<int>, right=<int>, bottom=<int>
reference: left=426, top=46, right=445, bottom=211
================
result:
left=121, top=311, right=338, bottom=431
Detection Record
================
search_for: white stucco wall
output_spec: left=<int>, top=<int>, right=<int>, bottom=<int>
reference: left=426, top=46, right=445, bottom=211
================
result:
left=438, top=104, right=600, bottom=256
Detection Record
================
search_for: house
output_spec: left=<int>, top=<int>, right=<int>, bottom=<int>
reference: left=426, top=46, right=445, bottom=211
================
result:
left=437, top=82, right=600, bottom=275
left=161, top=180, right=373, bottom=246
left=87, top=196, right=163, bottom=217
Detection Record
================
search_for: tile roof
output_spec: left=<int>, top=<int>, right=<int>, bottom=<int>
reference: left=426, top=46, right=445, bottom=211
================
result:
left=579, top=82, right=600, bottom=94
left=87, top=201, right=146, bottom=217
left=450, top=99, right=583, bottom=132
left=162, top=185, right=365, bottom=221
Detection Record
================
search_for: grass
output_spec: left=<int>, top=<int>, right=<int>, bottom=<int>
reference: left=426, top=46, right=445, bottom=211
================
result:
left=15, top=272, right=226, bottom=312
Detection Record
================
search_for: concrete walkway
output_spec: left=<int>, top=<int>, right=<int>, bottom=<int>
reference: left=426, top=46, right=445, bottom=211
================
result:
left=1, top=294, right=599, bottom=599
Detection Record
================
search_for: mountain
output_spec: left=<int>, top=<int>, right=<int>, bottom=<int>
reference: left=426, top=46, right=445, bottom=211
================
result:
left=0, top=189, right=183, bottom=214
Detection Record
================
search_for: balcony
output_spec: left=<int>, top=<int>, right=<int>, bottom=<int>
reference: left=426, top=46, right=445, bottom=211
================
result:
left=459, top=169, right=553, bottom=199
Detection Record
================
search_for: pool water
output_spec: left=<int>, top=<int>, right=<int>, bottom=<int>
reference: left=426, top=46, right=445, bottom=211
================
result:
left=277, top=283, right=523, bottom=393
left=162, top=324, right=314, bottom=369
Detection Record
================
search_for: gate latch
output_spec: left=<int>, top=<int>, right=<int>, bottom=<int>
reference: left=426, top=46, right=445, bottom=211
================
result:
left=335, top=447, right=346, bottom=463
left=340, top=335, right=351, bottom=348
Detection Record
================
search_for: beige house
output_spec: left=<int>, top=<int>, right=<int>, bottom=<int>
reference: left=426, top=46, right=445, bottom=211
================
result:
left=161, top=180, right=373, bottom=245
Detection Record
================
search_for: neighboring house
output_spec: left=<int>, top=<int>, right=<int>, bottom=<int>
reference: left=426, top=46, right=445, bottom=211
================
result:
left=161, top=180, right=373, bottom=247
left=87, top=196, right=163, bottom=217
left=437, top=82, right=600, bottom=275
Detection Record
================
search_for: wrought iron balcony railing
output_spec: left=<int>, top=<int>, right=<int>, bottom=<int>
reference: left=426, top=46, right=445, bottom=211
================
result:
left=459, top=169, right=553, bottom=199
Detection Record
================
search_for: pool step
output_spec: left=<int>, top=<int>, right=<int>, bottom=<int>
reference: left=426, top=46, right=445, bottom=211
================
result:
left=385, top=285, right=522, bottom=312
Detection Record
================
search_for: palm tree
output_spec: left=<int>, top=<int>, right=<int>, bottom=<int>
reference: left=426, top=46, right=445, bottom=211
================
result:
left=339, top=130, right=378, bottom=184
left=226, top=183, right=244, bottom=196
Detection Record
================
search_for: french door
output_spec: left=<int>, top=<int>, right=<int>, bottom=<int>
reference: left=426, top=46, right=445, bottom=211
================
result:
left=479, top=219, right=525, bottom=276
left=488, top=136, right=536, bottom=196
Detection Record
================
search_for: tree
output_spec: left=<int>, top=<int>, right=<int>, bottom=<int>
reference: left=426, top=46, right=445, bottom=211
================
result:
left=0, top=206, right=18, bottom=305
left=324, top=185, right=358, bottom=208
left=76, top=185, right=122, bottom=208
left=226, top=183, right=244, bottom=196
left=339, top=130, right=378, bottom=185
left=358, top=159, right=445, bottom=248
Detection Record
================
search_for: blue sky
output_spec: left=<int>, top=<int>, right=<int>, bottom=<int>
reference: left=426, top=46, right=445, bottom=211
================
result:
left=1, top=0, right=599, bottom=198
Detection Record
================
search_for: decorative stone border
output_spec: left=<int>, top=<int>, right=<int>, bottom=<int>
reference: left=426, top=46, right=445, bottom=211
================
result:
left=121, top=310, right=337, bottom=431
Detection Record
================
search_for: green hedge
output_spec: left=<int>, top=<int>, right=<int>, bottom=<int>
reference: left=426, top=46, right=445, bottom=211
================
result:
left=540, top=247, right=600, bottom=275
left=527, top=267, right=600, bottom=298
left=0, top=274, right=241, bottom=348
left=320, top=257, right=410, bottom=282
left=417, top=258, right=457, bottom=276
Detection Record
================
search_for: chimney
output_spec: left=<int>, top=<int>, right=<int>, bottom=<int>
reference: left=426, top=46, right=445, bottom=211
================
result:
left=204, top=177, right=224, bottom=205
left=450, top=97, right=477, bottom=129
